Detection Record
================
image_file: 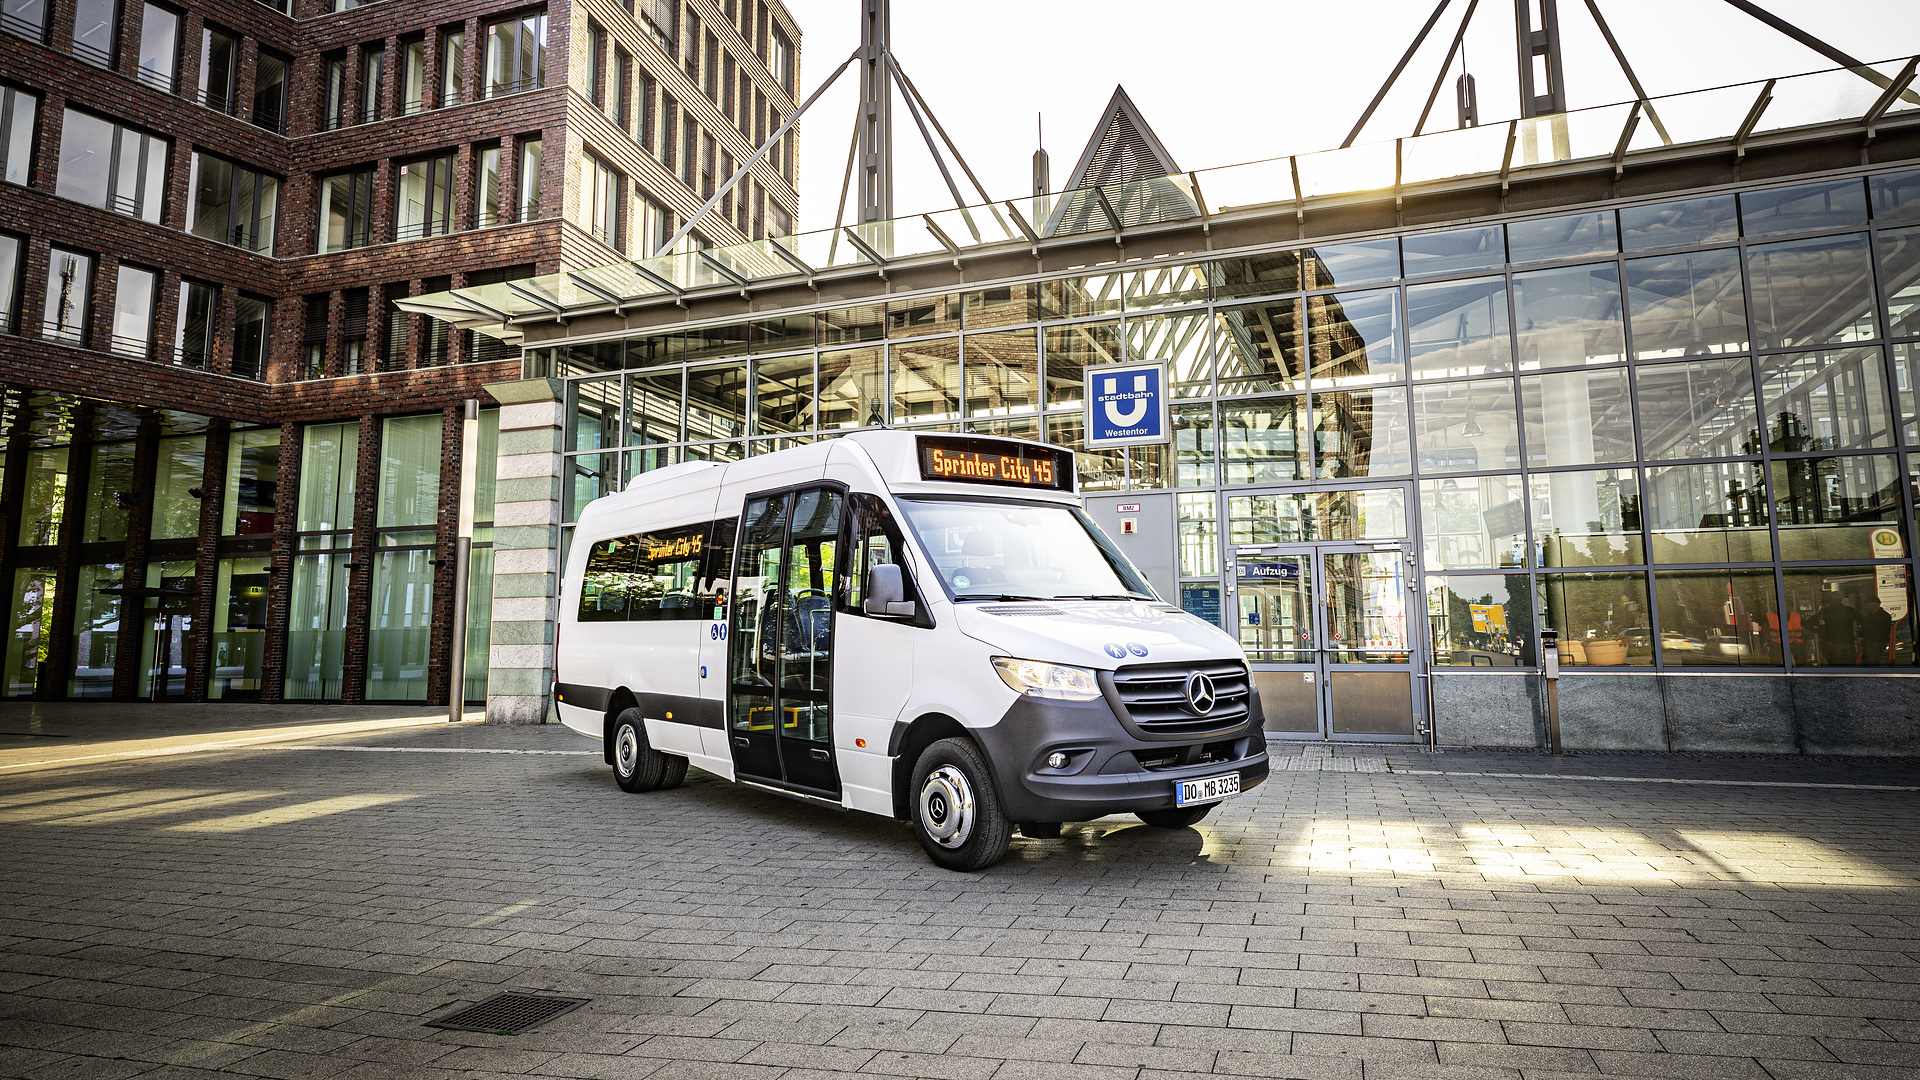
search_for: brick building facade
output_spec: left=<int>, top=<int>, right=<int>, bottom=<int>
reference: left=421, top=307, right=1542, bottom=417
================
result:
left=0, top=0, right=800, bottom=706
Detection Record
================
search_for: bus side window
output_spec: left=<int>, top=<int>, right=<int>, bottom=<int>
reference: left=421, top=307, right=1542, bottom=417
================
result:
left=699, top=516, right=738, bottom=620
left=840, top=493, right=920, bottom=617
left=580, top=535, right=640, bottom=621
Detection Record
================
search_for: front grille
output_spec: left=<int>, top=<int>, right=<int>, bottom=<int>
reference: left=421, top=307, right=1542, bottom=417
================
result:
left=1109, top=660, right=1252, bottom=735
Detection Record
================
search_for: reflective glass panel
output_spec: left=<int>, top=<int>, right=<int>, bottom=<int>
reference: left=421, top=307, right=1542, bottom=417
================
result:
left=962, top=282, right=1043, bottom=329
left=81, top=441, right=135, bottom=544
left=1619, top=194, right=1738, bottom=253
left=1773, top=453, right=1902, bottom=562
left=150, top=435, right=204, bottom=540
left=1302, top=238, right=1398, bottom=288
left=1228, top=492, right=1313, bottom=544
left=1236, top=552, right=1313, bottom=663
left=1538, top=571, right=1653, bottom=667
left=1426, top=574, right=1535, bottom=667
left=377, top=415, right=440, bottom=528
left=686, top=360, right=748, bottom=441
left=1042, top=321, right=1119, bottom=406
left=19, top=447, right=67, bottom=547
left=1406, top=276, right=1510, bottom=378
left=1739, top=179, right=1867, bottom=237
left=1177, top=491, right=1218, bottom=579
left=817, top=303, right=883, bottom=346
left=1316, top=488, right=1407, bottom=541
left=1879, top=225, right=1920, bottom=340
left=1125, top=310, right=1210, bottom=392
left=1759, top=346, right=1893, bottom=451
left=1412, top=377, right=1519, bottom=473
left=818, top=346, right=887, bottom=431
left=1125, top=263, right=1210, bottom=311
left=1870, top=168, right=1920, bottom=225
left=627, top=368, right=682, bottom=446
left=892, top=336, right=959, bottom=424
left=1322, top=550, right=1411, bottom=659
left=1506, top=210, right=1616, bottom=265
left=1512, top=262, right=1624, bottom=370
left=1746, top=234, right=1877, bottom=350
left=1314, top=387, right=1411, bottom=479
left=1644, top=461, right=1772, bottom=564
left=1308, top=289, right=1402, bottom=386
left=888, top=294, right=960, bottom=338
left=1172, top=402, right=1215, bottom=488
left=1044, top=413, right=1122, bottom=493
left=5, top=568, right=55, bottom=697
left=1531, top=468, right=1643, bottom=567
left=368, top=546, right=432, bottom=701
left=1210, top=250, right=1301, bottom=301
left=1520, top=368, right=1635, bottom=467
left=752, top=352, right=813, bottom=436
left=1401, top=224, right=1503, bottom=278
left=1654, top=569, right=1782, bottom=667
left=1215, top=299, right=1302, bottom=393
left=1625, top=248, right=1749, bottom=358
left=222, top=429, right=277, bottom=536
left=296, top=423, right=355, bottom=534
left=750, top=315, right=813, bottom=354
left=1783, top=564, right=1914, bottom=667
left=1219, top=395, right=1307, bottom=483
left=1043, top=274, right=1123, bottom=319
left=1896, top=342, right=1918, bottom=444
left=209, top=554, right=271, bottom=700
left=68, top=563, right=122, bottom=698
left=570, top=375, right=619, bottom=451
left=1419, top=474, right=1528, bottom=570
left=1634, top=357, right=1760, bottom=460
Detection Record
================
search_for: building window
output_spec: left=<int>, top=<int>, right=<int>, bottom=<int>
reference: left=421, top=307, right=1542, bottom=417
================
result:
left=769, top=25, right=792, bottom=94
left=289, top=422, right=353, bottom=701
left=318, top=166, right=374, bottom=252
left=584, top=21, right=604, bottom=105
left=42, top=248, right=92, bottom=345
left=56, top=109, right=168, bottom=223
left=233, top=293, right=269, bottom=379
left=188, top=153, right=278, bottom=253
left=639, top=73, right=656, bottom=151
left=253, top=0, right=289, bottom=12
left=110, top=264, right=157, bottom=359
left=613, top=47, right=630, bottom=126
left=135, top=4, right=178, bottom=91
left=440, top=27, right=464, bottom=107
left=661, top=94, right=677, bottom=171
left=637, top=0, right=675, bottom=56
left=302, top=293, right=327, bottom=378
left=174, top=279, right=215, bottom=367
left=382, top=286, right=408, bottom=369
left=770, top=202, right=790, bottom=238
left=359, top=42, right=384, bottom=122
left=198, top=24, right=238, bottom=114
left=322, top=53, right=348, bottom=130
left=583, top=151, right=619, bottom=249
left=722, top=51, right=735, bottom=118
left=395, top=154, right=453, bottom=240
left=1, top=0, right=46, bottom=42
left=680, top=116, right=696, bottom=186
left=70, top=0, right=118, bottom=67
left=638, top=195, right=666, bottom=258
left=703, top=32, right=718, bottom=101
left=341, top=287, right=367, bottom=373
left=682, top=8, right=699, bottom=82
left=518, top=136, right=541, bottom=221
left=700, top=133, right=715, bottom=198
left=1, top=85, right=37, bottom=187
left=0, top=232, right=20, bottom=333
left=399, top=37, right=426, bottom=115
left=484, top=10, right=546, bottom=98
left=369, top=414, right=441, bottom=702
left=253, top=48, right=288, bottom=132
left=477, top=146, right=502, bottom=227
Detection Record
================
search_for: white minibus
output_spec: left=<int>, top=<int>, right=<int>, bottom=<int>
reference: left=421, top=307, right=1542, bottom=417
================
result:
left=554, top=431, right=1268, bottom=869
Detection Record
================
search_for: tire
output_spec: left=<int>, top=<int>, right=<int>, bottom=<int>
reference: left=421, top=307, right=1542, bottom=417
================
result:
left=1136, top=804, right=1214, bottom=829
left=910, top=738, right=1012, bottom=871
left=660, top=753, right=688, bottom=789
left=610, top=708, right=671, bottom=793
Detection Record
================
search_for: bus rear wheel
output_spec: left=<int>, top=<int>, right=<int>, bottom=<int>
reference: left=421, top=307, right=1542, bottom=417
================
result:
left=611, top=708, right=673, bottom=793
left=911, top=738, right=1011, bottom=871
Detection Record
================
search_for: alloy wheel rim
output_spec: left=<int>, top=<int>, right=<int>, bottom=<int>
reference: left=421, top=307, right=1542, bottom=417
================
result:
left=919, top=765, right=975, bottom=849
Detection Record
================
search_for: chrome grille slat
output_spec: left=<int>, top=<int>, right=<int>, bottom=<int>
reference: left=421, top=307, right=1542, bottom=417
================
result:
left=1109, top=661, right=1253, bottom=734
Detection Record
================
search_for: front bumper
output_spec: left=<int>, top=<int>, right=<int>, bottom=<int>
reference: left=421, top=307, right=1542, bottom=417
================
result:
left=970, top=691, right=1269, bottom=823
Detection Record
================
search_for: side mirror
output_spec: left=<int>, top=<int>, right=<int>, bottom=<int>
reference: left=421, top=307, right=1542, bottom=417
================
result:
left=863, top=563, right=916, bottom=617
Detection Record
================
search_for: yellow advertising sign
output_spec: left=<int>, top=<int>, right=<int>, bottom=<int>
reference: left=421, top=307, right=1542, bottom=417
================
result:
left=1468, top=603, right=1506, bottom=632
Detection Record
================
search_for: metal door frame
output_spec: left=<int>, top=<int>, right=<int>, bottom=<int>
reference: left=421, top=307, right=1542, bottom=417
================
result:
left=1223, top=481, right=1427, bottom=742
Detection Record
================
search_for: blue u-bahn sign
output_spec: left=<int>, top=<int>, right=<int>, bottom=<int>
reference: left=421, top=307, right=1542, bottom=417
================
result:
left=1085, top=361, right=1171, bottom=448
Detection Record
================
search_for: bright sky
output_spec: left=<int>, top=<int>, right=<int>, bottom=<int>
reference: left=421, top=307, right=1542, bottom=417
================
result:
left=776, top=0, right=1920, bottom=232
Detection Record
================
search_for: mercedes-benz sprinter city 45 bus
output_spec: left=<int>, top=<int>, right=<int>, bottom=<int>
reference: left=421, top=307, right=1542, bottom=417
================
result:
left=555, top=431, right=1267, bottom=869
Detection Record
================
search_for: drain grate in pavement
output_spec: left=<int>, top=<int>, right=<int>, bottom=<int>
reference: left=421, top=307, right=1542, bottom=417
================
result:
left=426, top=992, right=588, bottom=1034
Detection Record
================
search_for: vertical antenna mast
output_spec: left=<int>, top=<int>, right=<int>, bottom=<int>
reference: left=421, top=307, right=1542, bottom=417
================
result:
left=856, top=0, right=893, bottom=224
left=1515, top=0, right=1567, bottom=117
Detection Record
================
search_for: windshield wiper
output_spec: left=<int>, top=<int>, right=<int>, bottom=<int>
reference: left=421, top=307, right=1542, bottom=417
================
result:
left=954, top=593, right=1052, bottom=602
left=1055, top=594, right=1149, bottom=601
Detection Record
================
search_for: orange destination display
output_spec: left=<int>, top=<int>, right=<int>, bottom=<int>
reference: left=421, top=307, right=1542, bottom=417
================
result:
left=916, top=436, right=1075, bottom=492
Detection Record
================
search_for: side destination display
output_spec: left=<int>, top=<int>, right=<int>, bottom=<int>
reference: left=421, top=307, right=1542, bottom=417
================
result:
left=916, top=435, right=1075, bottom=492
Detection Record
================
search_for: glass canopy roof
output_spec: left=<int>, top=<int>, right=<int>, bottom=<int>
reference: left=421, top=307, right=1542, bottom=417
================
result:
left=403, top=55, right=1920, bottom=342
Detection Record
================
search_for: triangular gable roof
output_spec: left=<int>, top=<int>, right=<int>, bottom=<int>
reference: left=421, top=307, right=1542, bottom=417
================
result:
left=1061, top=85, right=1182, bottom=191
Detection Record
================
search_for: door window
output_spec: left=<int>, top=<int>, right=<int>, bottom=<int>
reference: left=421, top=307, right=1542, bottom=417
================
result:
left=840, top=493, right=919, bottom=616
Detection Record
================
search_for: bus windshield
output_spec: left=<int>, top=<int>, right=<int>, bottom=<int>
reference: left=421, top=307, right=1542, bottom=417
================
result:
left=897, top=498, right=1156, bottom=602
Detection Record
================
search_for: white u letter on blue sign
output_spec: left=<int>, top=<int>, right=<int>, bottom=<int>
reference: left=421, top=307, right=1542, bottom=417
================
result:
left=1102, top=374, right=1150, bottom=427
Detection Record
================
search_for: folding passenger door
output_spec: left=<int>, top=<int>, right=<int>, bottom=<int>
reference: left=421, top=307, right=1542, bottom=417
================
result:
left=726, top=485, right=844, bottom=798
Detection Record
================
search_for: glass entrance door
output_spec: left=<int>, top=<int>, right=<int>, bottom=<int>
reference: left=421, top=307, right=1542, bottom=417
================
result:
left=1227, top=487, right=1424, bottom=741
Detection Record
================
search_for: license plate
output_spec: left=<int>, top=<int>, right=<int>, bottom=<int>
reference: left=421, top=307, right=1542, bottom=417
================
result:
left=1175, top=772, right=1240, bottom=807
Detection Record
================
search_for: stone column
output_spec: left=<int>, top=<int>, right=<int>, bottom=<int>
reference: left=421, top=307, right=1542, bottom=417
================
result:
left=482, top=378, right=565, bottom=724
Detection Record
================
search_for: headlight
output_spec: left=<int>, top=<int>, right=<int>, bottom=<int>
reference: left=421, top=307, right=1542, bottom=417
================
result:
left=992, top=657, right=1103, bottom=701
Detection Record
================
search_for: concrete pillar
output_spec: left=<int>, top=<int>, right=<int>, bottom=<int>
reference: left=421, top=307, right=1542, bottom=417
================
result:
left=482, top=378, right=565, bottom=724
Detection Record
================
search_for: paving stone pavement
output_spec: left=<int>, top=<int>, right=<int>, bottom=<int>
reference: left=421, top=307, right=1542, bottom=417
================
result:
left=0, top=709, right=1916, bottom=1080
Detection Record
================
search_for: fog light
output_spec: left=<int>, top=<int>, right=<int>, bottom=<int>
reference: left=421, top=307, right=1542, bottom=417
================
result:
left=1047, top=752, right=1069, bottom=769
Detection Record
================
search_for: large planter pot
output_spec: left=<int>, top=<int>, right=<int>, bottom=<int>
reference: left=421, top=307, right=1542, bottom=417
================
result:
left=1584, top=639, right=1628, bottom=666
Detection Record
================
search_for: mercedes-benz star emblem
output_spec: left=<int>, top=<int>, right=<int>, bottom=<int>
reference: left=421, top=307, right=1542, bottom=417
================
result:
left=1184, top=672, right=1217, bottom=715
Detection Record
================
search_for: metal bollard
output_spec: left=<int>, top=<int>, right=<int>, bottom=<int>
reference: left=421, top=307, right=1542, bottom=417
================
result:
left=1541, top=628, right=1562, bottom=755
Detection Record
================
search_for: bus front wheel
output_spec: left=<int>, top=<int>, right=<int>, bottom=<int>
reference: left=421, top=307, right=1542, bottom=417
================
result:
left=910, top=738, right=1011, bottom=871
left=611, top=708, right=674, bottom=793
